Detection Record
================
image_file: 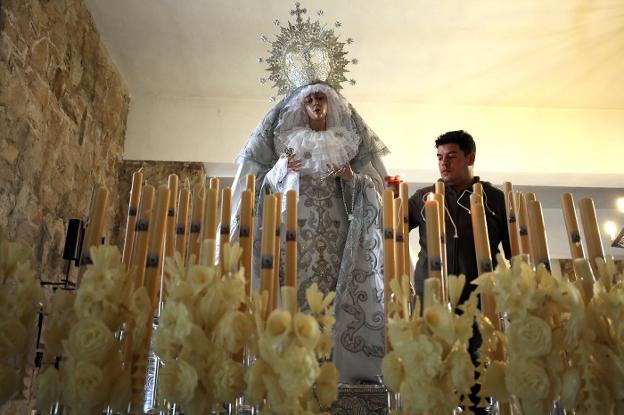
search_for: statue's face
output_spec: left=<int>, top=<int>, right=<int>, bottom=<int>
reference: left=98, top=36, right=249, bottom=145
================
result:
left=304, top=92, right=328, bottom=123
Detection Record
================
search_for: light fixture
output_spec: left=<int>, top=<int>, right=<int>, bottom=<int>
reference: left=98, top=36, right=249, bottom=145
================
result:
left=617, top=197, right=624, bottom=213
left=604, top=221, right=618, bottom=241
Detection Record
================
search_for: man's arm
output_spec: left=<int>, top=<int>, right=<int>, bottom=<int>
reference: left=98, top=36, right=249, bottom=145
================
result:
left=408, top=190, right=422, bottom=231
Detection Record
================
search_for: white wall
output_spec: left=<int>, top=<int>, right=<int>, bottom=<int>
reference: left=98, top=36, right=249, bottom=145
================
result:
left=408, top=208, right=624, bottom=261
left=125, top=94, right=624, bottom=261
left=124, top=94, right=624, bottom=187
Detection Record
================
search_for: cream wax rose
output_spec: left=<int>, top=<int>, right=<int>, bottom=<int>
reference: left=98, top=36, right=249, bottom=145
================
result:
left=65, top=318, right=114, bottom=364
left=508, top=315, right=552, bottom=357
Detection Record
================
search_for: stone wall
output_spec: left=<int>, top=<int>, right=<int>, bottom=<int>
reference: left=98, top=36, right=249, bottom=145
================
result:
left=116, top=160, right=207, bottom=248
left=0, top=0, right=129, bottom=281
left=0, top=1, right=129, bottom=410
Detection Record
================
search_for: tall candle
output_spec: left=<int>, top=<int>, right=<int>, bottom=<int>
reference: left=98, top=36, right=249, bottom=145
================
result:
left=164, top=174, right=178, bottom=260
left=422, top=277, right=441, bottom=312
left=382, top=189, right=396, bottom=312
left=188, top=184, right=205, bottom=264
left=470, top=194, right=492, bottom=275
left=285, top=190, right=297, bottom=291
left=561, top=193, right=585, bottom=261
left=394, top=198, right=405, bottom=278
left=524, top=193, right=538, bottom=264
left=503, top=182, right=520, bottom=257
left=130, top=185, right=155, bottom=289
left=245, top=174, right=256, bottom=292
left=399, top=182, right=410, bottom=276
left=210, top=177, right=220, bottom=193
left=470, top=195, right=507, bottom=367
left=472, top=182, right=483, bottom=198
left=260, top=195, right=277, bottom=317
left=199, top=188, right=218, bottom=266
left=425, top=196, right=446, bottom=303
left=579, top=197, right=604, bottom=272
left=203, top=188, right=219, bottom=242
left=78, top=186, right=109, bottom=285
left=144, top=185, right=170, bottom=307
left=527, top=200, right=550, bottom=270
left=219, top=188, right=232, bottom=270
left=246, top=174, right=256, bottom=194
left=175, top=187, right=190, bottom=258
left=272, top=192, right=283, bottom=310
left=518, top=193, right=533, bottom=260
left=432, top=192, right=447, bottom=281
left=122, top=171, right=143, bottom=267
left=240, top=190, right=253, bottom=297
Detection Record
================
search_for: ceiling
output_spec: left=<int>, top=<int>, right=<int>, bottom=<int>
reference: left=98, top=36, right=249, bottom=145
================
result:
left=84, top=1, right=624, bottom=255
left=85, top=0, right=624, bottom=109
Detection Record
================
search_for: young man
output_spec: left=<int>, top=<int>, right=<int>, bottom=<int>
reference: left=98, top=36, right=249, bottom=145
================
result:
left=407, top=130, right=511, bottom=414
left=408, top=129, right=511, bottom=304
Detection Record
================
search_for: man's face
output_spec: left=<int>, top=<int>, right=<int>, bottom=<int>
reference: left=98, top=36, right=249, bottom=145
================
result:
left=437, top=143, right=475, bottom=186
left=304, top=92, right=328, bottom=122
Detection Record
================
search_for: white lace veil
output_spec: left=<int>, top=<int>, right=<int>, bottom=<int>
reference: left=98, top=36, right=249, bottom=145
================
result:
left=275, top=83, right=355, bottom=133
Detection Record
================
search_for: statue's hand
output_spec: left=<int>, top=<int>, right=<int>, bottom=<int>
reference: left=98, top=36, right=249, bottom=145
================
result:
left=326, top=163, right=353, bottom=181
left=287, top=154, right=302, bottom=172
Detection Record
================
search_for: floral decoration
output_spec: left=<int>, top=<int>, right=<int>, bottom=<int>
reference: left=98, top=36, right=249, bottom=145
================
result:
left=153, top=242, right=253, bottom=414
left=382, top=273, right=479, bottom=414
left=36, top=245, right=149, bottom=413
left=474, top=254, right=624, bottom=415
left=244, top=283, right=338, bottom=414
left=0, top=230, right=44, bottom=406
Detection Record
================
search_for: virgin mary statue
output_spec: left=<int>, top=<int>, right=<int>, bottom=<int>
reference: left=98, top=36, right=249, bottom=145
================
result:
left=230, top=6, right=390, bottom=384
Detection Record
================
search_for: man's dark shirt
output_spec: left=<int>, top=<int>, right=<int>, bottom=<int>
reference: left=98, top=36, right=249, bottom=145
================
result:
left=408, top=177, right=512, bottom=304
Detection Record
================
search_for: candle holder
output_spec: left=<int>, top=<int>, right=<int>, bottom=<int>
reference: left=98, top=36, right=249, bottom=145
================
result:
left=40, top=219, right=84, bottom=290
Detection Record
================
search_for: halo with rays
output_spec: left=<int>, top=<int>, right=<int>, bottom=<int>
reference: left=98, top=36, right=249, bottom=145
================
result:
left=259, top=2, right=357, bottom=97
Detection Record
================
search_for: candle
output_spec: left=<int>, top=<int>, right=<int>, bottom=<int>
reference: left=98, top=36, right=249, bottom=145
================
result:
left=518, top=193, right=533, bottom=260
left=399, top=182, right=410, bottom=276
left=560, top=193, right=584, bottom=261
left=469, top=194, right=492, bottom=275
left=272, top=192, right=283, bottom=310
left=210, top=177, right=220, bottom=193
left=503, top=182, right=520, bottom=257
left=527, top=200, right=550, bottom=270
left=579, top=197, right=604, bottom=272
left=472, top=182, right=483, bottom=198
left=260, top=195, right=277, bottom=317
left=422, top=277, right=441, bottom=312
left=524, top=193, right=538, bottom=263
left=219, top=187, right=232, bottom=270
left=425, top=196, right=446, bottom=303
left=394, top=198, right=405, bottom=278
left=246, top=174, right=256, bottom=194
left=130, top=185, right=155, bottom=289
left=240, top=190, right=253, bottom=298
left=432, top=192, right=447, bottom=281
left=382, top=189, right=396, bottom=313
left=78, top=186, right=109, bottom=285
left=285, top=190, right=297, bottom=291
left=164, top=174, right=179, bottom=260
left=188, top=184, right=205, bottom=264
left=144, top=185, right=170, bottom=307
left=200, top=188, right=218, bottom=266
left=175, top=187, right=190, bottom=258
left=469, top=195, right=507, bottom=367
left=122, top=171, right=143, bottom=267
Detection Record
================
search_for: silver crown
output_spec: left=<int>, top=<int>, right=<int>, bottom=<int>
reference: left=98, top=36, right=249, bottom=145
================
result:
left=258, top=2, right=357, bottom=96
